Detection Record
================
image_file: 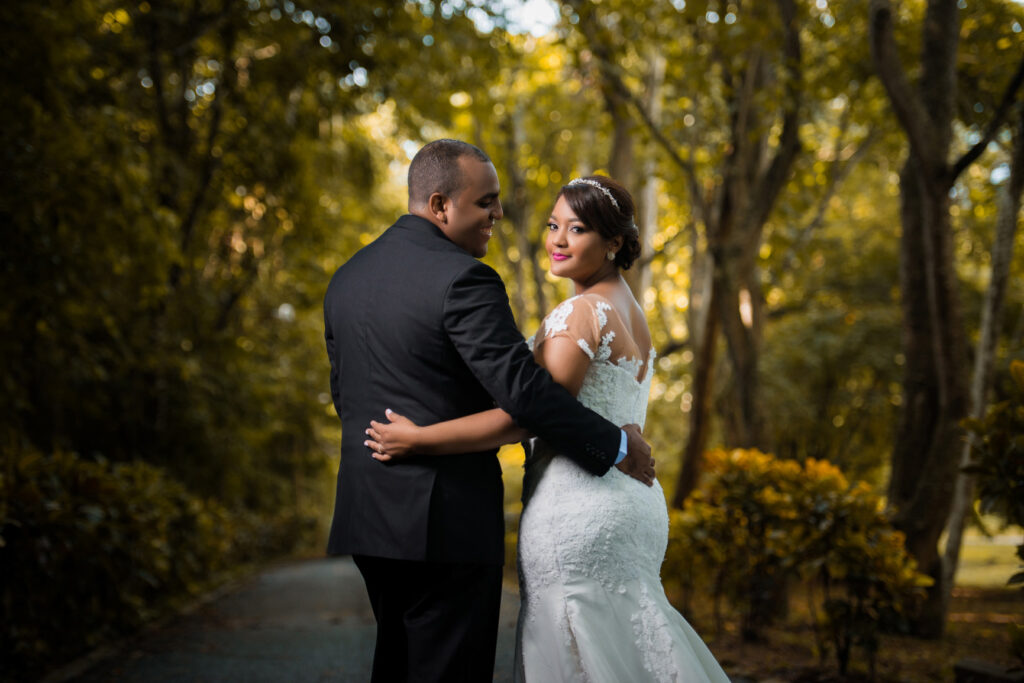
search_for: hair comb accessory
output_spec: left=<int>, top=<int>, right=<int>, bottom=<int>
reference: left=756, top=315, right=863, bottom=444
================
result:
left=566, top=178, right=620, bottom=211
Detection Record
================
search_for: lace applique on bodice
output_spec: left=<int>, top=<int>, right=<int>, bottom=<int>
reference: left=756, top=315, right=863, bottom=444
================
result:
left=536, top=295, right=650, bottom=375
left=529, top=293, right=654, bottom=428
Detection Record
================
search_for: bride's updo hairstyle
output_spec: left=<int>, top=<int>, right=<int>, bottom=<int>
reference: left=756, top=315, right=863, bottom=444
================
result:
left=557, top=175, right=642, bottom=270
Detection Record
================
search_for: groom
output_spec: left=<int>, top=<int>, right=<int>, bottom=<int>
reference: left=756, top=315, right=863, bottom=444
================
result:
left=323, top=139, right=655, bottom=682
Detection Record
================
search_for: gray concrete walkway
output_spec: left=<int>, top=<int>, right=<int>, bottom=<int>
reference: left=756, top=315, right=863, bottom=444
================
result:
left=74, top=557, right=520, bottom=682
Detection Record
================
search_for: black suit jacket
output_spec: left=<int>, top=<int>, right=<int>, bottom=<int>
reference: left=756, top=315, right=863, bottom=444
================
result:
left=323, top=214, right=621, bottom=565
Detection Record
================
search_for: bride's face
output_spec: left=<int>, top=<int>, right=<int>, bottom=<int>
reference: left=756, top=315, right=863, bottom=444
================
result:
left=545, top=196, right=616, bottom=283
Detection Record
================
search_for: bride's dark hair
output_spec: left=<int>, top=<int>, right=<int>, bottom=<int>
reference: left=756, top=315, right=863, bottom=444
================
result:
left=557, top=175, right=642, bottom=270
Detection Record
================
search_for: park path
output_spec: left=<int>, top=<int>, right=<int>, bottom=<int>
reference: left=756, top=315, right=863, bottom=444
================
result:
left=73, top=557, right=520, bottom=683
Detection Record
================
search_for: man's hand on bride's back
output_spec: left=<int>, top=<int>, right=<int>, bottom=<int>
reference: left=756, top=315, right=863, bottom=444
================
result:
left=365, top=409, right=420, bottom=462
left=617, top=424, right=655, bottom=486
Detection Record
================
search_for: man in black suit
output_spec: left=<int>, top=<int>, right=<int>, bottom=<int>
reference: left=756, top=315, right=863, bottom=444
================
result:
left=323, top=139, right=654, bottom=682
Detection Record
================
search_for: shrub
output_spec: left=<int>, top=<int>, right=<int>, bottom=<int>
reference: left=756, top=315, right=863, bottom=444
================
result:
left=963, top=359, right=1024, bottom=666
left=0, top=448, right=316, bottom=680
left=666, top=449, right=806, bottom=639
left=963, top=360, right=1024, bottom=583
left=667, top=448, right=929, bottom=677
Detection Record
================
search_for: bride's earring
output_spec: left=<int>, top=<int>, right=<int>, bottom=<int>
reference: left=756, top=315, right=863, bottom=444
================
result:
left=607, top=251, right=616, bottom=261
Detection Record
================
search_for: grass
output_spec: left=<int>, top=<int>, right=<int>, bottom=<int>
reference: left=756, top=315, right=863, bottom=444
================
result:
left=955, top=535, right=1022, bottom=589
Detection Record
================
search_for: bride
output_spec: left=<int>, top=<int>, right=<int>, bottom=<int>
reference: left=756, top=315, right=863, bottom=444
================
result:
left=364, top=176, right=729, bottom=682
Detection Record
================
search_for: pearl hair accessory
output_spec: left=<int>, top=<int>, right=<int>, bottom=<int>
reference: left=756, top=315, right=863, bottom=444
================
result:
left=567, top=178, right=620, bottom=211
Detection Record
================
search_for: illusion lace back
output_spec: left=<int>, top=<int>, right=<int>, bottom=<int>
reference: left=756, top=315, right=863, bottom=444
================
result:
left=516, top=294, right=730, bottom=683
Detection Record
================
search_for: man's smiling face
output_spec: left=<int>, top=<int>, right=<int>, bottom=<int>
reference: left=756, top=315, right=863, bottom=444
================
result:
left=439, top=157, right=503, bottom=258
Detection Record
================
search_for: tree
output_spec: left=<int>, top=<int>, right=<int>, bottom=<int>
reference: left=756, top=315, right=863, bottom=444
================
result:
left=943, top=99, right=1024, bottom=608
left=559, top=0, right=803, bottom=501
left=0, top=0, right=495, bottom=506
left=868, top=0, right=1024, bottom=635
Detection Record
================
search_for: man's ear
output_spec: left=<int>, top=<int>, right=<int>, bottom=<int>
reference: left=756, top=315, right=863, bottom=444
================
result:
left=427, top=192, right=448, bottom=224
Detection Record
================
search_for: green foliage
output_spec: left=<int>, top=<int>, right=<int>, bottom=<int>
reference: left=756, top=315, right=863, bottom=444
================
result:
left=761, top=301, right=903, bottom=486
left=963, top=360, right=1024, bottom=596
left=810, top=487, right=930, bottom=678
left=963, top=361, right=1024, bottom=532
left=0, top=0, right=367, bottom=502
left=0, top=1, right=505, bottom=675
left=0, top=0, right=506, bottom=675
left=0, top=447, right=316, bottom=681
left=667, top=449, right=807, bottom=640
left=666, top=448, right=929, bottom=677
left=1, top=0, right=1021, bottom=674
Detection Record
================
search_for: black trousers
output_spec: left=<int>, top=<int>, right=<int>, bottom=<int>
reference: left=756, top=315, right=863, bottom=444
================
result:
left=353, top=554, right=503, bottom=683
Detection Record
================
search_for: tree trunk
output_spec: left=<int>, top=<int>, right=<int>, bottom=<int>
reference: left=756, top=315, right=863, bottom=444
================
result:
left=870, top=0, right=969, bottom=637
left=672, top=228, right=714, bottom=505
left=526, top=235, right=549, bottom=322
left=500, top=111, right=530, bottom=324
left=888, top=160, right=969, bottom=638
left=673, top=279, right=719, bottom=507
left=715, top=238, right=764, bottom=448
left=710, top=0, right=801, bottom=455
left=941, top=102, right=1024, bottom=609
left=607, top=90, right=635, bottom=189
left=567, top=0, right=801, bottom=512
left=868, top=0, right=1024, bottom=637
left=629, top=50, right=666, bottom=299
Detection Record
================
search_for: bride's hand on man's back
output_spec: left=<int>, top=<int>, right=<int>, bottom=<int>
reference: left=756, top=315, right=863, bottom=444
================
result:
left=365, top=409, right=420, bottom=461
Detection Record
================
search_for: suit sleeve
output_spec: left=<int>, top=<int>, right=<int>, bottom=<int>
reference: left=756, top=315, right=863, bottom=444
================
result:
left=443, top=261, right=620, bottom=475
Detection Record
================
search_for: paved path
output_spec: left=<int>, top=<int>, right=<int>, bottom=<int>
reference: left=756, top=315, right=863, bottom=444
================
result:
left=74, top=558, right=520, bottom=682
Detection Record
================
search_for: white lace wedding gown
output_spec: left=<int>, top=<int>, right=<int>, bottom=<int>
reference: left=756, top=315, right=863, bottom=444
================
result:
left=515, top=293, right=730, bottom=683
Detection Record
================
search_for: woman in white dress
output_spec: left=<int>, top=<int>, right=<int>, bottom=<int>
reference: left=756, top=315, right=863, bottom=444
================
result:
left=365, top=176, right=729, bottom=683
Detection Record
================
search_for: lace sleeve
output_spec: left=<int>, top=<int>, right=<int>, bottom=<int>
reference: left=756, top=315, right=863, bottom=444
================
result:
left=535, top=295, right=616, bottom=362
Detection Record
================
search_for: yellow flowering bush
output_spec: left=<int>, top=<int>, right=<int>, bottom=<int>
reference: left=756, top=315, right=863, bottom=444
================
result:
left=666, top=448, right=929, bottom=677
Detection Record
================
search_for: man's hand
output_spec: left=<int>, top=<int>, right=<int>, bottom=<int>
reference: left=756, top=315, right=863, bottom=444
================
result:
left=616, top=423, right=655, bottom=486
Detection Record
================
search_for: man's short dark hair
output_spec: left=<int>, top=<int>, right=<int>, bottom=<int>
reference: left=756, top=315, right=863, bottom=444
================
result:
left=408, top=139, right=491, bottom=208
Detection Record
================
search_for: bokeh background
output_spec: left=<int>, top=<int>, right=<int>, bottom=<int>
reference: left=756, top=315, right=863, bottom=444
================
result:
left=2, top=0, right=1023, bottom=680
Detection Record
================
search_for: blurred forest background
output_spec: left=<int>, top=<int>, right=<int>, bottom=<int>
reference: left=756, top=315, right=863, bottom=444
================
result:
left=2, top=0, right=1023, bottom=680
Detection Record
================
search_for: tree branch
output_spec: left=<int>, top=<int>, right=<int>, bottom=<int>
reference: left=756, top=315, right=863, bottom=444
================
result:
left=214, top=259, right=260, bottom=332
left=566, top=0, right=710, bottom=224
left=144, top=15, right=176, bottom=211
left=659, top=337, right=690, bottom=358
left=604, top=59, right=710, bottom=227
left=172, top=20, right=237, bottom=289
left=637, top=227, right=687, bottom=269
left=800, top=126, right=879, bottom=239
left=950, top=54, right=1024, bottom=182
left=869, top=0, right=940, bottom=172
left=750, top=0, right=803, bottom=229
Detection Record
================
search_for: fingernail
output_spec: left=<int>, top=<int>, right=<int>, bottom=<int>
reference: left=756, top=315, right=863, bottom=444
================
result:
left=385, top=408, right=393, bottom=415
